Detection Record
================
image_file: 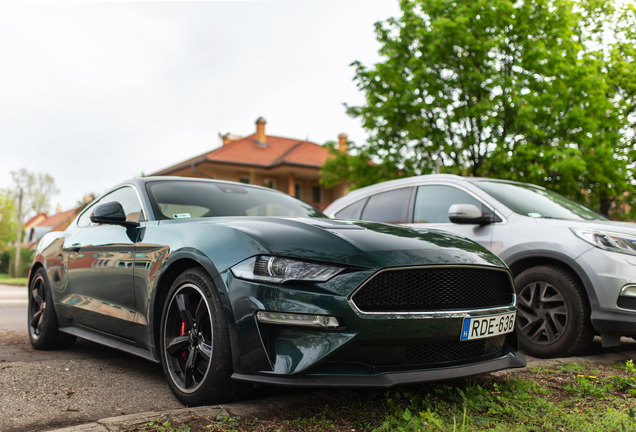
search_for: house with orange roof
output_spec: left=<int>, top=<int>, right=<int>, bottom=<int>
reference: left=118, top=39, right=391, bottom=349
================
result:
left=23, top=206, right=80, bottom=249
left=150, top=117, right=349, bottom=211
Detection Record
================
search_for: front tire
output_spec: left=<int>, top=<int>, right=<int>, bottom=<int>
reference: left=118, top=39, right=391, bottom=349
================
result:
left=28, top=268, right=76, bottom=350
left=515, top=265, right=592, bottom=358
left=159, top=267, right=250, bottom=406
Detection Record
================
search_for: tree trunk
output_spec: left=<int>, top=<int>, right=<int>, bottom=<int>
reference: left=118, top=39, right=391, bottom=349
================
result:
left=13, top=189, right=23, bottom=278
left=600, top=197, right=612, bottom=217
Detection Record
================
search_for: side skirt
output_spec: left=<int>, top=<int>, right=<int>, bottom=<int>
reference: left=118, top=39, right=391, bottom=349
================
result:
left=59, top=326, right=160, bottom=364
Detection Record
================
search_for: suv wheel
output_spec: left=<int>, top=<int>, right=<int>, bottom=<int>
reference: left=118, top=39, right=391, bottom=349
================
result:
left=515, top=265, right=593, bottom=358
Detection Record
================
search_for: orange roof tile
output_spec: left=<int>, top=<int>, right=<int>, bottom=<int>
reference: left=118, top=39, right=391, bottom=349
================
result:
left=24, top=213, right=47, bottom=229
left=33, top=208, right=80, bottom=230
left=152, top=133, right=331, bottom=175
left=206, top=134, right=329, bottom=167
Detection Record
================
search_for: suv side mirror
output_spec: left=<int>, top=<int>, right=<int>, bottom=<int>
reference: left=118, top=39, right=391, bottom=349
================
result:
left=90, top=202, right=139, bottom=227
left=448, top=204, right=492, bottom=225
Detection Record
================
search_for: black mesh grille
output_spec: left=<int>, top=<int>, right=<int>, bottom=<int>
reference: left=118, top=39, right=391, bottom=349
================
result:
left=328, top=340, right=492, bottom=368
left=405, top=340, right=486, bottom=364
left=617, top=296, right=636, bottom=311
left=352, top=267, right=512, bottom=312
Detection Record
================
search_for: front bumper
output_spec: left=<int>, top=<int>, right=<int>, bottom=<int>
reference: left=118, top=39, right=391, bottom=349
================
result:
left=576, top=248, right=636, bottom=336
left=232, top=349, right=526, bottom=387
left=221, top=264, right=525, bottom=384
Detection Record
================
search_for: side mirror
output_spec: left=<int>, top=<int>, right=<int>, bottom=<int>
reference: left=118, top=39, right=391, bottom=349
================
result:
left=448, top=204, right=492, bottom=225
left=90, top=202, right=139, bottom=227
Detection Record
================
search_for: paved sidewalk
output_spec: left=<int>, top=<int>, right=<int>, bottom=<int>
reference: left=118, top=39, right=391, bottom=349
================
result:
left=0, top=283, right=28, bottom=305
left=0, top=283, right=28, bottom=333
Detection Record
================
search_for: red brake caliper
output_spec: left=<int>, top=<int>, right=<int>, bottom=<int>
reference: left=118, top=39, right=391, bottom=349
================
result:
left=180, top=321, right=187, bottom=360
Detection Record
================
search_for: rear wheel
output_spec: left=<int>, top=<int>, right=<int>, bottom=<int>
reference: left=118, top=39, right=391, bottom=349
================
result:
left=160, top=267, right=250, bottom=406
left=28, top=268, right=76, bottom=350
left=515, top=265, right=592, bottom=358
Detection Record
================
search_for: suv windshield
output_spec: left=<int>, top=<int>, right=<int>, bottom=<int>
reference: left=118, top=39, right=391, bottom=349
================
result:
left=147, top=181, right=325, bottom=220
left=474, top=181, right=608, bottom=221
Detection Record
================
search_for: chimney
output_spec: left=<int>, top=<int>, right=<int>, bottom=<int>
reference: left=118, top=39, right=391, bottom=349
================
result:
left=55, top=204, right=62, bottom=214
left=338, top=133, right=348, bottom=152
left=220, top=133, right=242, bottom=146
left=255, top=117, right=267, bottom=145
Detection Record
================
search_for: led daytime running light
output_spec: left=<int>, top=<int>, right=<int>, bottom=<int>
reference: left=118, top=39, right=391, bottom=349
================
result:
left=256, top=311, right=340, bottom=328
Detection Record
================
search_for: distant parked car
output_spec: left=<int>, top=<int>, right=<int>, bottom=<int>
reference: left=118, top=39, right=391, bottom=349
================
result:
left=28, top=177, right=524, bottom=406
left=325, top=174, right=636, bottom=358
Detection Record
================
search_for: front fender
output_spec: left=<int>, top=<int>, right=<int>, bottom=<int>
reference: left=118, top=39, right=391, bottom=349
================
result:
left=503, top=248, right=598, bottom=310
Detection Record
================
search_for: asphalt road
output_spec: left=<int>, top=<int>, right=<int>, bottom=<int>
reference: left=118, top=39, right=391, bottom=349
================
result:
left=2, top=283, right=636, bottom=431
left=0, top=284, right=183, bottom=432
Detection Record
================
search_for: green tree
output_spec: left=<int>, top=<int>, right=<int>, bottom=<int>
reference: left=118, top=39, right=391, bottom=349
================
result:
left=9, top=169, right=59, bottom=276
left=0, top=192, right=16, bottom=253
left=321, top=0, right=636, bottom=217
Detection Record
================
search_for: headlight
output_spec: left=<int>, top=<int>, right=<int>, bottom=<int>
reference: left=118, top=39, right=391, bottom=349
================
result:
left=571, top=228, right=636, bottom=256
left=231, top=255, right=345, bottom=283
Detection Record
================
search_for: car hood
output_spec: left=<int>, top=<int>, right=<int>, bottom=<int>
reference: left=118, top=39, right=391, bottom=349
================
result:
left=209, top=217, right=505, bottom=269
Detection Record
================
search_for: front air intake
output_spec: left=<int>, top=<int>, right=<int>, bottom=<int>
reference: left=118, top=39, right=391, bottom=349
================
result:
left=351, top=266, right=513, bottom=313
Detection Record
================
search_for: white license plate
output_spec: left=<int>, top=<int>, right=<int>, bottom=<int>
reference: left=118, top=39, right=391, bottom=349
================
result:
left=460, top=312, right=516, bottom=341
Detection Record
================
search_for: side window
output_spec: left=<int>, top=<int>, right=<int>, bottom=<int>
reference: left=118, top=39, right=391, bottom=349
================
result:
left=77, top=187, right=144, bottom=227
left=360, top=188, right=411, bottom=224
left=77, top=202, right=98, bottom=227
left=334, top=198, right=367, bottom=220
left=413, top=185, right=483, bottom=223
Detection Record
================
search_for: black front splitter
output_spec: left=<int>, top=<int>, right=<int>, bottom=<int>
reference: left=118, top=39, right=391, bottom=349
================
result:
left=231, top=351, right=526, bottom=388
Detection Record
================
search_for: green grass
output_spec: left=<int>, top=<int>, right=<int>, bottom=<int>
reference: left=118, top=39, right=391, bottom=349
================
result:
left=0, top=273, right=28, bottom=286
left=0, top=273, right=29, bottom=285
left=0, top=273, right=29, bottom=286
left=131, top=361, right=636, bottom=432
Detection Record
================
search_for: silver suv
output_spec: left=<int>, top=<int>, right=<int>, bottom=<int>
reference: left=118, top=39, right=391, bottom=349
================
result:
left=324, top=174, right=636, bottom=358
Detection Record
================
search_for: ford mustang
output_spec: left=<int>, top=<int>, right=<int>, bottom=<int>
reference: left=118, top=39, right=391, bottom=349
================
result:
left=28, top=177, right=525, bottom=405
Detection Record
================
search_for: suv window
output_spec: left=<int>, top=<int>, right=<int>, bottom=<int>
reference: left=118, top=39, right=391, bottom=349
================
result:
left=78, top=186, right=144, bottom=227
left=334, top=198, right=367, bottom=220
left=360, top=188, right=411, bottom=224
left=414, top=185, right=482, bottom=223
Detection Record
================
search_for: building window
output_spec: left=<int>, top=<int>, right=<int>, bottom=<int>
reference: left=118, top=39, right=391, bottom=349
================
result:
left=263, top=178, right=276, bottom=189
left=294, top=182, right=302, bottom=199
left=239, top=176, right=250, bottom=184
left=312, top=185, right=322, bottom=203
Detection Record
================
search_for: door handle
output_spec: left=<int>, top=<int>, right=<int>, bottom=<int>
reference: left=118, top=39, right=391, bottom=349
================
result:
left=63, top=243, right=82, bottom=253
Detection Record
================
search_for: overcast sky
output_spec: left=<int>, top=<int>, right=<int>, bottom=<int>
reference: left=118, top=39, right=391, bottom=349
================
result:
left=0, top=0, right=400, bottom=214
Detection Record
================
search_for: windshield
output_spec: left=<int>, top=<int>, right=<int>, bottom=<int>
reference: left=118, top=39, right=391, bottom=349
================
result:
left=474, top=181, right=608, bottom=221
left=147, top=181, right=326, bottom=220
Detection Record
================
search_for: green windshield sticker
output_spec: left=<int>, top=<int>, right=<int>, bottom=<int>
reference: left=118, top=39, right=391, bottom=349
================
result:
left=173, top=213, right=191, bottom=219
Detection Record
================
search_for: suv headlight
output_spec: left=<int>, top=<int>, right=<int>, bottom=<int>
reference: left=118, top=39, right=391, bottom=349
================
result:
left=571, top=228, right=636, bottom=256
left=231, top=255, right=345, bottom=283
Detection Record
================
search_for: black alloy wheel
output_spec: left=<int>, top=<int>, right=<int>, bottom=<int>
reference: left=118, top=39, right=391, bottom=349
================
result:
left=29, top=273, right=47, bottom=340
left=159, top=268, right=250, bottom=406
left=514, top=265, right=592, bottom=358
left=163, top=283, right=213, bottom=393
left=28, top=267, right=76, bottom=350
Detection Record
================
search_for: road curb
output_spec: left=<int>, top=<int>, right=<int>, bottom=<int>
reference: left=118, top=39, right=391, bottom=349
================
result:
left=48, top=391, right=335, bottom=431
left=48, top=351, right=636, bottom=431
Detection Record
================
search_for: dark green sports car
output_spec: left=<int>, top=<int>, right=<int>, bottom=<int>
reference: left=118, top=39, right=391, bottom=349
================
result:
left=28, top=177, right=525, bottom=405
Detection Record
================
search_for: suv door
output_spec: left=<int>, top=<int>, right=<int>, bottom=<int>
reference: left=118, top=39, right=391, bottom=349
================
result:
left=409, top=184, right=494, bottom=249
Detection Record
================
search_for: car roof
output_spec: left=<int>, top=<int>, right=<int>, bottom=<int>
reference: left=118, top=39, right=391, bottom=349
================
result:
left=112, top=176, right=285, bottom=194
left=328, top=174, right=546, bottom=207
